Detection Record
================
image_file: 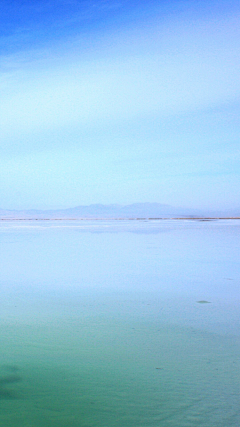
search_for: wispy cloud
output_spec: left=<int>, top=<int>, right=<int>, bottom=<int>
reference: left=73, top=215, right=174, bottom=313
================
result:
left=1, top=11, right=240, bottom=144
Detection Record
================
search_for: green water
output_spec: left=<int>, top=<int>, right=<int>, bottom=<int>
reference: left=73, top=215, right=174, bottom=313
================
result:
left=0, top=220, right=239, bottom=426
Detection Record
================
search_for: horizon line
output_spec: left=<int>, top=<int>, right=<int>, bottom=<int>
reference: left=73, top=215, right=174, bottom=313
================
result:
left=1, top=217, right=240, bottom=221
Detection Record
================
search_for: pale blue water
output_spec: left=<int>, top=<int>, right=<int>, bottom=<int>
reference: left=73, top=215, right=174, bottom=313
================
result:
left=0, top=219, right=239, bottom=426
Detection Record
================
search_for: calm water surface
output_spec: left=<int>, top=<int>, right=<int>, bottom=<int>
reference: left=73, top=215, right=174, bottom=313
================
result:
left=0, top=219, right=239, bottom=426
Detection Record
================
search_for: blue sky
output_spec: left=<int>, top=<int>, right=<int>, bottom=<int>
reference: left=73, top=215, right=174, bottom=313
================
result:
left=1, top=0, right=240, bottom=210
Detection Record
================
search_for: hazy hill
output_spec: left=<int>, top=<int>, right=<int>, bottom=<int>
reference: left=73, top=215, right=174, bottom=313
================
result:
left=0, top=203, right=201, bottom=219
left=0, top=203, right=239, bottom=219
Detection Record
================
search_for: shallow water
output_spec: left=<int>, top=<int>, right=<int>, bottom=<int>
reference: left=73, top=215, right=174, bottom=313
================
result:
left=0, top=219, right=239, bottom=426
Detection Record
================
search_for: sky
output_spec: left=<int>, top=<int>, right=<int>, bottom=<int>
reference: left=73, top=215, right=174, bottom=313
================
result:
left=0, top=0, right=240, bottom=210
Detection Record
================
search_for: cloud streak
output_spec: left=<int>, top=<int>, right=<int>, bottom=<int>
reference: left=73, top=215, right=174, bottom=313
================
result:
left=1, top=11, right=240, bottom=143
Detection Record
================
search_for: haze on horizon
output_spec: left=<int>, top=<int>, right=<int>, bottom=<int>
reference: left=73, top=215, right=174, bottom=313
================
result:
left=1, top=0, right=240, bottom=211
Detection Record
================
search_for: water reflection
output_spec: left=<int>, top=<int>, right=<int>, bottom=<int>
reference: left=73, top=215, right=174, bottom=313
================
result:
left=0, top=220, right=239, bottom=426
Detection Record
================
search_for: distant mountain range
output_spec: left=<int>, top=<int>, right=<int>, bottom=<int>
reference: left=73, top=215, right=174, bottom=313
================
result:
left=0, top=203, right=239, bottom=219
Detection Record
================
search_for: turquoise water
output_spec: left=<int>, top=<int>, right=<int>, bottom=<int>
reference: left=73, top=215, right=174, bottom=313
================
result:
left=0, top=220, right=239, bottom=426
